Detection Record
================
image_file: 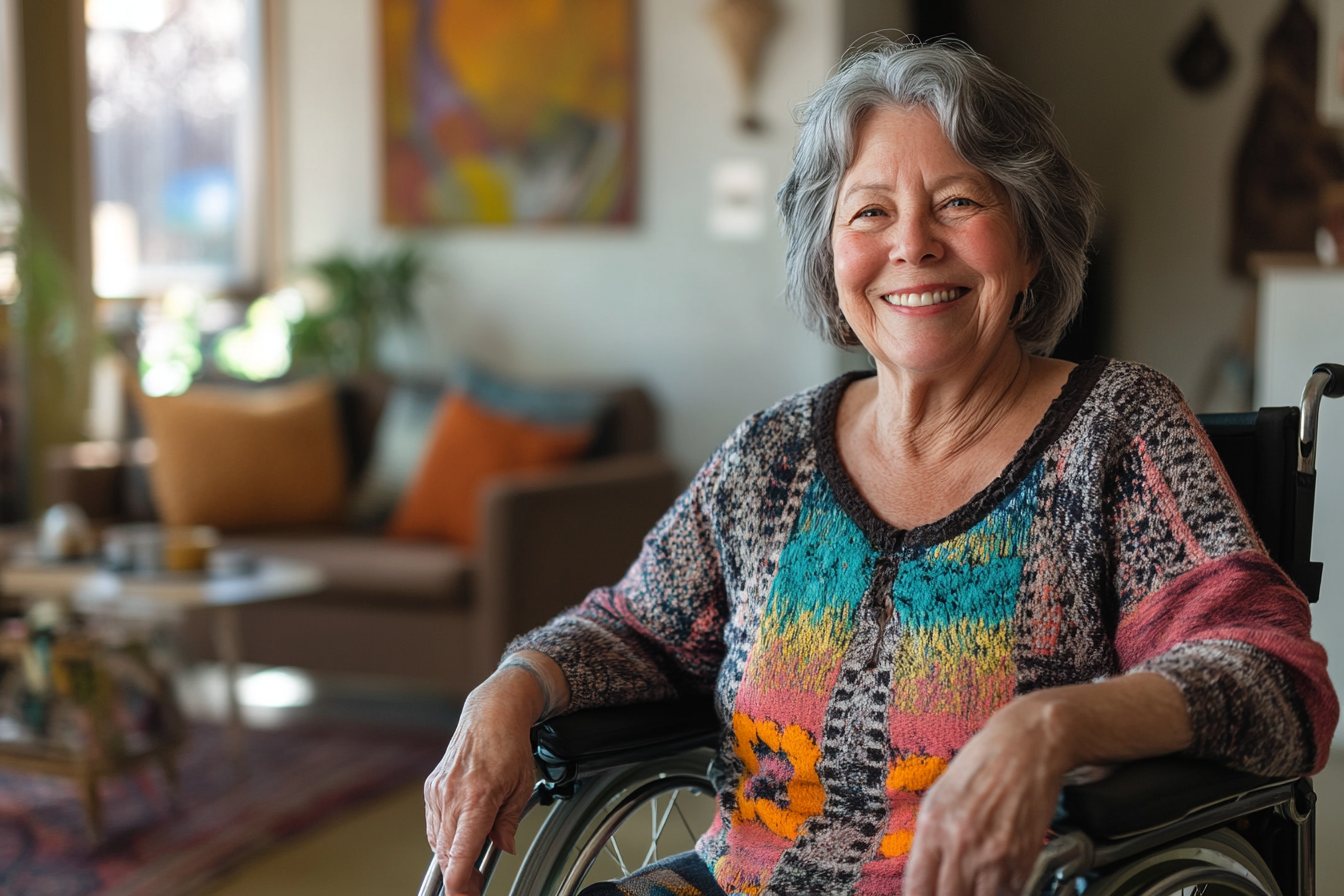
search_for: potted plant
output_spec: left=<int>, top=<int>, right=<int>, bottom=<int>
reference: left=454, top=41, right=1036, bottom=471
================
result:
left=287, top=244, right=423, bottom=376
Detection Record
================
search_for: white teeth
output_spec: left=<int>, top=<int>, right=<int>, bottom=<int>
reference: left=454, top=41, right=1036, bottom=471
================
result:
left=882, top=288, right=963, bottom=307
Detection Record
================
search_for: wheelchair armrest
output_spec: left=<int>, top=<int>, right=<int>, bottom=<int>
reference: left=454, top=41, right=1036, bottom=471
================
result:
left=531, top=696, right=720, bottom=792
left=1056, top=755, right=1287, bottom=839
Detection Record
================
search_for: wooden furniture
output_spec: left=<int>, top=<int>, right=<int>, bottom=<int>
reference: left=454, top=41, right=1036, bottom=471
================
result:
left=1, top=556, right=325, bottom=775
left=0, top=629, right=184, bottom=841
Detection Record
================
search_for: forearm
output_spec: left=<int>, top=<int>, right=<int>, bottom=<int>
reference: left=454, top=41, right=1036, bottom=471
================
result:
left=906, top=674, right=1191, bottom=894
left=1018, top=672, right=1192, bottom=777
left=486, top=649, right=572, bottom=724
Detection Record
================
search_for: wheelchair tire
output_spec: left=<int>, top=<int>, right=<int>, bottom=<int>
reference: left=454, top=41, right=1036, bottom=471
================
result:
left=1080, top=827, right=1281, bottom=896
left=508, top=747, right=716, bottom=896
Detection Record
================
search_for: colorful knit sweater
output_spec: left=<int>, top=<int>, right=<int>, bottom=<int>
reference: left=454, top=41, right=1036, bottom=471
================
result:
left=511, top=358, right=1338, bottom=896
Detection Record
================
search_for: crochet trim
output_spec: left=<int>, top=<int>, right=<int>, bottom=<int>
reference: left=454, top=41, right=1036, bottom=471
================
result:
left=811, top=356, right=1110, bottom=551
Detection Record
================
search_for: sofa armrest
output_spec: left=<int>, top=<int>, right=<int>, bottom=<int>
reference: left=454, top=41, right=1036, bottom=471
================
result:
left=471, top=454, right=680, bottom=683
left=43, top=440, right=160, bottom=523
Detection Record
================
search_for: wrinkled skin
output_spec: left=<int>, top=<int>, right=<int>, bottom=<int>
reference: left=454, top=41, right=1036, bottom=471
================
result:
left=425, top=657, right=565, bottom=896
left=902, top=675, right=1191, bottom=896
left=902, top=695, right=1065, bottom=896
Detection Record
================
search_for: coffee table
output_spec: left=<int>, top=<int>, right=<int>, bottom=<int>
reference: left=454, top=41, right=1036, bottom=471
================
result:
left=1, top=557, right=325, bottom=768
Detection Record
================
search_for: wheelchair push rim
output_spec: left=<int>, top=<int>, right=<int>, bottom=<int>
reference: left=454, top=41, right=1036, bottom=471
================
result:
left=508, top=748, right=715, bottom=896
left=1073, top=828, right=1281, bottom=896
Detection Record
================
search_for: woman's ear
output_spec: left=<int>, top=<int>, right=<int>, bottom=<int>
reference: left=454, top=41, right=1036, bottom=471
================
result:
left=1022, top=251, right=1041, bottom=290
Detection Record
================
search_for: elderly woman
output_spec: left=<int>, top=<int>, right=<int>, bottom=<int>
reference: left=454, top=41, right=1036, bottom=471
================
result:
left=426, top=41, right=1337, bottom=896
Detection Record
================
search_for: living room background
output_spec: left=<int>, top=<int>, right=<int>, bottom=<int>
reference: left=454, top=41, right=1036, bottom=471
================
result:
left=276, top=0, right=1316, bottom=480
left=283, top=0, right=844, bottom=479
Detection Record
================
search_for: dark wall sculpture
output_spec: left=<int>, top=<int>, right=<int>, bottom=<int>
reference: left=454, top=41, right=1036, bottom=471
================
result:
left=1172, top=11, right=1233, bottom=92
left=1230, top=0, right=1344, bottom=274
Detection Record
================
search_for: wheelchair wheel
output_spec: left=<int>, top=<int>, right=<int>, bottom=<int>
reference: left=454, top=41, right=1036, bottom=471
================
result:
left=507, top=747, right=716, bottom=896
left=1082, top=827, right=1281, bottom=896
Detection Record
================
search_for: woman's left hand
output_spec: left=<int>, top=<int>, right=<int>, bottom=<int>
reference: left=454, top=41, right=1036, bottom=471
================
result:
left=901, top=692, right=1067, bottom=896
left=901, top=674, right=1192, bottom=895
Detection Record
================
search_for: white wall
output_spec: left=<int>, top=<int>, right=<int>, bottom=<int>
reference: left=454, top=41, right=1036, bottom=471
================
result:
left=283, top=0, right=843, bottom=476
left=0, top=0, right=20, bottom=190
left=1257, top=270, right=1344, bottom=746
left=969, top=0, right=1293, bottom=409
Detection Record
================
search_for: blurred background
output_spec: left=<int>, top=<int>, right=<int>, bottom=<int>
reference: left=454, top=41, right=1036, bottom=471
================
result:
left=1, top=1, right=1343, bottom=893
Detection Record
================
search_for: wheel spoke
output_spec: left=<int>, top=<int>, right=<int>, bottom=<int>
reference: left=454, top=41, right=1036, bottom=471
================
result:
left=674, top=797, right=696, bottom=842
left=648, top=795, right=659, bottom=864
left=642, top=790, right=681, bottom=868
left=605, top=835, right=630, bottom=877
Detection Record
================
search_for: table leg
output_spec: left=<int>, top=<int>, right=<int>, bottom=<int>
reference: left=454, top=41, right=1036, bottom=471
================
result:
left=212, top=605, right=246, bottom=770
left=79, top=769, right=103, bottom=843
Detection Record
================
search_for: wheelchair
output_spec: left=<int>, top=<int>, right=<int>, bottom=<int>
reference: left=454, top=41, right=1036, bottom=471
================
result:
left=418, top=362, right=1344, bottom=896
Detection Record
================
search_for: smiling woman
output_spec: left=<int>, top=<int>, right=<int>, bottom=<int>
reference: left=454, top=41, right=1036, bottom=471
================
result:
left=423, top=40, right=1337, bottom=896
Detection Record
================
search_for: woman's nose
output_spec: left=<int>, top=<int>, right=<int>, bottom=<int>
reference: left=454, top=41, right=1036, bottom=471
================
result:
left=888, top=212, right=943, bottom=265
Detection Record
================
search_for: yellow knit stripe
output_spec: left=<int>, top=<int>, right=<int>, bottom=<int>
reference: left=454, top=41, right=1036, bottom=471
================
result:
left=889, top=618, right=1016, bottom=717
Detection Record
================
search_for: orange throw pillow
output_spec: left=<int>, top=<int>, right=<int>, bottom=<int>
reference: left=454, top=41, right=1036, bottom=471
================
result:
left=134, top=380, right=347, bottom=530
left=388, top=392, right=592, bottom=548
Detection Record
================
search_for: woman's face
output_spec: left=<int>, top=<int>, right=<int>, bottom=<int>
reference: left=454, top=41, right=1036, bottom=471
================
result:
left=831, top=105, right=1037, bottom=376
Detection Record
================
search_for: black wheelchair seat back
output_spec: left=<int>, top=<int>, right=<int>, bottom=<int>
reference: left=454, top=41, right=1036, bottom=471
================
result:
left=1199, top=362, right=1344, bottom=603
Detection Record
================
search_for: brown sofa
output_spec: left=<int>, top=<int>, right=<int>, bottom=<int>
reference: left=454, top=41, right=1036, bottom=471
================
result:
left=43, top=382, right=679, bottom=697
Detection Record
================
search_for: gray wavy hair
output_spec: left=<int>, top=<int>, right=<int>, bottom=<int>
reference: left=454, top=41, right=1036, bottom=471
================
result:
left=778, top=39, right=1099, bottom=355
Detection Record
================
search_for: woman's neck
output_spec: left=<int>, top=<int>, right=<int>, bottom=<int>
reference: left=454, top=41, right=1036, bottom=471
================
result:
left=834, top=341, right=1075, bottom=531
left=861, top=338, right=1035, bottom=467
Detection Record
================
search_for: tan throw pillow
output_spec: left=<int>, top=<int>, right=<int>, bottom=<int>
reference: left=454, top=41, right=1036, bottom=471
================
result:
left=134, top=380, right=347, bottom=531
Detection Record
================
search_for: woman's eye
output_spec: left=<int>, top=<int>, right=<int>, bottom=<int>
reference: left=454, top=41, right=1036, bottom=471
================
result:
left=945, top=197, right=974, bottom=208
left=856, top=207, right=885, bottom=218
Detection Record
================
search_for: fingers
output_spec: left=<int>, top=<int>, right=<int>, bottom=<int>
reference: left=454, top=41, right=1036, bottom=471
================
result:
left=902, top=837, right=939, bottom=896
left=496, top=768, right=538, bottom=853
left=905, top=833, right=1022, bottom=896
left=439, top=804, right=496, bottom=895
left=488, top=819, right=518, bottom=857
left=903, top=758, right=1045, bottom=896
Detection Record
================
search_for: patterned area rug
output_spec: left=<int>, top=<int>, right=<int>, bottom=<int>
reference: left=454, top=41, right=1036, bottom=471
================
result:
left=0, top=722, right=445, bottom=896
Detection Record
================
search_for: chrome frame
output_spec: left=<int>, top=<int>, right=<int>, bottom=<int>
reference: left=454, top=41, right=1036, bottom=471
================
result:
left=1299, top=364, right=1344, bottom=475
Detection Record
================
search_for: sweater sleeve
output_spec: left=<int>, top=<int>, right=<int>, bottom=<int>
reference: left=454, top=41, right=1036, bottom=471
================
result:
left=1105, top=369, right=1338, bottom=775
left=504, top=426, right=741, bottom=712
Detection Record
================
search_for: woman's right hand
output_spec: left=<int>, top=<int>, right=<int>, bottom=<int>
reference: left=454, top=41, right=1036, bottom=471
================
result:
left=425, top=652, right=570, bottom=896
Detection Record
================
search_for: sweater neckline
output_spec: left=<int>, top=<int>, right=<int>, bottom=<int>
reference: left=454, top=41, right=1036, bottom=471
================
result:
left=812, top=356, right=1110, bottom=552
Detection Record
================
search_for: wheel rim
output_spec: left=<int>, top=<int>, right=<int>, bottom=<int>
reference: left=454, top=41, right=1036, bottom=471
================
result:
left=558, top=774, right=712, bottom=895
left=1133, top=866, right=1269, bottom=896
left=1081, top=828, right=1279, bottom=896
left=507, top=748, right=716, bottom=896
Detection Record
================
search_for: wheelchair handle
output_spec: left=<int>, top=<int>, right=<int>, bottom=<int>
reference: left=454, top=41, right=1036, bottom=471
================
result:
left=1298, top=362, right=1344, bottom=476
left=417, top=788, right=541, bottom=896
left=416, top=860, right=442, bottom=896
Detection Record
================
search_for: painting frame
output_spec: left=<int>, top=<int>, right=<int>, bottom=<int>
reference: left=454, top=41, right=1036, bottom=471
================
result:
left=380, top=0, right=638, bottom=227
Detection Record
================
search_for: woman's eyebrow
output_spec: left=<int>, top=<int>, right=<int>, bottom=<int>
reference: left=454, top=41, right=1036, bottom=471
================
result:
left=839, top=171, right=992, bottom=202
left=838, top=182, right=889, bottom=201
left=928, top=172, right=991, bottom=192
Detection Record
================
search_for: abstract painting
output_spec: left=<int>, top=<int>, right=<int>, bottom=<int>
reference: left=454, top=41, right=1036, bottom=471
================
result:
left=381, top=0, right=636, bottom=226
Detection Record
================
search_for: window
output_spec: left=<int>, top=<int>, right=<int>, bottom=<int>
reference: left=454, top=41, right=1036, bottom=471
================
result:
left=85, top=0, right=264, bottom=298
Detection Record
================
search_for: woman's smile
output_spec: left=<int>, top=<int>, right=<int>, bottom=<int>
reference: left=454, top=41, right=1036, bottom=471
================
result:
left=878, top=285, right=970, bottom=309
